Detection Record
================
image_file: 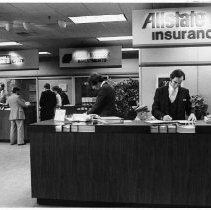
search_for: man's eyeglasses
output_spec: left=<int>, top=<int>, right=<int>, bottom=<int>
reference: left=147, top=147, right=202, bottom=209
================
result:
left=172, top=80, right=182, bottom=85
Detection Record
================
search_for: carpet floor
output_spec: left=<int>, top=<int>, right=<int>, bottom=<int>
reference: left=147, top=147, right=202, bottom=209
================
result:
left=0, top=142, right=38, bottom=207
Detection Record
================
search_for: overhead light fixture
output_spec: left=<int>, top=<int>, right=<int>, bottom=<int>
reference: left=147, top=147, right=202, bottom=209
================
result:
left=97, top=36, right=133, bottom=41
left=0, top=42, right=22, bottom=46
left=122, top=48, right=139, bottom=51
left=39, top=51, right=51, bottom=55
left=69, top=14, right=126, bottom=24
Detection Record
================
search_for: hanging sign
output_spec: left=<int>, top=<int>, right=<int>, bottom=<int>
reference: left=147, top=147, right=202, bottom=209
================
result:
left=59, top=46, right=122, bottom=68
left=0, top=49, right=38, bottom=70
left=133, top=7, right=211, bottom=47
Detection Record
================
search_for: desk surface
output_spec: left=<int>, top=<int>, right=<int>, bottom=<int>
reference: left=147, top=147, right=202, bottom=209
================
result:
left=29, top=119, right=211, bottom=133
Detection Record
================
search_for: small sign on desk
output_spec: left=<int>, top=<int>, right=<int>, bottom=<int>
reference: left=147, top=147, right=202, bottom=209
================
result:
left=71, top=122, right=95, bottom=132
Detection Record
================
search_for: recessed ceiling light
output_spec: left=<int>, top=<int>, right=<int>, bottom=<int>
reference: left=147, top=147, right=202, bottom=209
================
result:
left=122, top=48, right=139, bottom=51
left=69, top=14, right=126, bottom=24
left=39, top=52, right=51, bottom=55
left=97, top=36, right=133, bottom=41
left=0, top=42, right=22, bottom=46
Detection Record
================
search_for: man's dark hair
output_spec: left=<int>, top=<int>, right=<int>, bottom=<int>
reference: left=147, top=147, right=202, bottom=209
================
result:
left=88, top=73, right=105, bottom=86
left=12, top=87, right=20, bottom=93
left=1, top=83, right=5, bottom=89
left=44, top=83, right=50, bottom=89
left=52, top=86, right=60, bottom=92
left=170, top=69, right=185, bottom=80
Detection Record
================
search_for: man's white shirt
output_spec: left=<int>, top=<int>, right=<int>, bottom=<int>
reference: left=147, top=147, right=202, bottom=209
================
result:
left=168, top=84, right=178, bottom=103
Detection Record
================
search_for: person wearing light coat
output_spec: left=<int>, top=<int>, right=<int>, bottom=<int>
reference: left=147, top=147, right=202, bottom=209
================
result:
left=6, top=87, right=28, bottom=145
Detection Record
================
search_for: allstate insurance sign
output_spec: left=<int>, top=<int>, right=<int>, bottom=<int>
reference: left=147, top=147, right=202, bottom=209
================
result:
left=133, top=7, right=211, bottom=47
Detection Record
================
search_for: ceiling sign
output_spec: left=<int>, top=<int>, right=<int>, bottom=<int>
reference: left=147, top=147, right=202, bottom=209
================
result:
left=59, top=46, right=122, bottom=68
left=133, top=7, right=211, bottom=47
left=0, top=49, right=38, bottom=70
left=0, top=55, right=24, bottom=65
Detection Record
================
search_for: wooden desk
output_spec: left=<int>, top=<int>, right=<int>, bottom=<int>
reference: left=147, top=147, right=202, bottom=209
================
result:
left=29, top=120, right=211, bottom=207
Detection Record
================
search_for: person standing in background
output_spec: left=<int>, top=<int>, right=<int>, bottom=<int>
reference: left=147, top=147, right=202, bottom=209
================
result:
left=52, top=86, right=62, bottom=108
left=58, top=87, right=70, bottom=105
left=152, top=69, right=196, bottom=121
left=6, top=87, right=28, bottom=145
left=39, top=83, right=57, bottom=121
left=87, top=73, right=116, bottom=116
left=0, top=83, right=7, bottom=103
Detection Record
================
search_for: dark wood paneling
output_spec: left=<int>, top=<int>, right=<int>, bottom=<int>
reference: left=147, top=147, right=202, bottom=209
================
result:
left=30, top=131, right=211, bottom=206
left=0, top=110, right=10, bottom=140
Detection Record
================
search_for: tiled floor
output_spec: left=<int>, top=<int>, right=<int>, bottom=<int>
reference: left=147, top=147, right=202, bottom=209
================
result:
left=0, top=142, right=38, bottom=207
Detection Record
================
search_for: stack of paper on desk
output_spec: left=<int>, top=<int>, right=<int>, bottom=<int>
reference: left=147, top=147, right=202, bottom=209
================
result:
left=145, top=120, right=191, bottom=124
left=97, top=116, right=123, bottom=124
left=66, top=114, right=91, bottom=122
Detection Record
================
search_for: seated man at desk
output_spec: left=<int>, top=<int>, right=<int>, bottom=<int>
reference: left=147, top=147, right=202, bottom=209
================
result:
left=152, top=69, right=196, bottom=121
left=0, top=83, right=7, bottom=104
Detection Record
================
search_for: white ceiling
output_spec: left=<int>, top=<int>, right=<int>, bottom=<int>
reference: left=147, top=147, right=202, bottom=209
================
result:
left=0, top=2, right=209, bottom=56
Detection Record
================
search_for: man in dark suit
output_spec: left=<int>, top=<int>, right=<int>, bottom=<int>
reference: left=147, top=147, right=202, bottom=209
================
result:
left=87, top=73, right=116, bottom=116
left=152, top=69, right=196, bottom=121
left=39, top=83, right=57, bottom=121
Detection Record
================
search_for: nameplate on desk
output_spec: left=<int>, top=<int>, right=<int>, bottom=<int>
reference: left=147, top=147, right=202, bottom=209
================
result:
left=55, top=125, right=62, bottom=132
left=63, top=124, right=71, bottom=132
left=71, top=123, right=95, bottom=132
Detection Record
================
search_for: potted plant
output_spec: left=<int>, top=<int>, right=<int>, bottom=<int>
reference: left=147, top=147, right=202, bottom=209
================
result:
left=190, top=95, right=208, bottom=120
left=114, top=78, right=139, bottom=120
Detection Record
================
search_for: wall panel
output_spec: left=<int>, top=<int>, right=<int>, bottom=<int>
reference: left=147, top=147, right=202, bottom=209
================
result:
left=198, top=66, right=211, bottom=114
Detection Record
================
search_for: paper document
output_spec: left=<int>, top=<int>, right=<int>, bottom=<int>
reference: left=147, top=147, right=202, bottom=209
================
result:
left=97, top=116, right=123, bottom=124
left=67, top=114, right=91, bottom=122
left=145, top=120, right=192, bottom=124
left=54, top=109, right=66, bottom=121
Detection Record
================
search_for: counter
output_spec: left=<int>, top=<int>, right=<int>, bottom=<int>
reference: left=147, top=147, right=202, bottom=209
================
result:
left=29, top=120, right=211, bottom=207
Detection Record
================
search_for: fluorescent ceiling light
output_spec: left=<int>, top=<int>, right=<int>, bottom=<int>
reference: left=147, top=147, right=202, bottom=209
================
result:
left=0, top=42, right=22, bottom=46
left=122, top=48, right=139, bottom=51
left=69, top=14, right=126, bottom=24
left=97, top=36, right=133, bottom=41
left=39, top=51, right=51, bottom=55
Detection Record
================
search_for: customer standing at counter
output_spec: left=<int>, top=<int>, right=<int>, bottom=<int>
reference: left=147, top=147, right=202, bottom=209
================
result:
left=39, top=83, right=57, bottom=121
left=0, top=83, right=7, bottom=103
left=87, top=73, right=116, bottom=116
left=6, top=87, right=28, bottom=145
left=152, top=69, right=196, bottom=121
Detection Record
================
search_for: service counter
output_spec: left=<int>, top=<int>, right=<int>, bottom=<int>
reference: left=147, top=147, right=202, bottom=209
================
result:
left=0, top=105, right=37, bottom=141
left=29, top=120, right=211, bottom=207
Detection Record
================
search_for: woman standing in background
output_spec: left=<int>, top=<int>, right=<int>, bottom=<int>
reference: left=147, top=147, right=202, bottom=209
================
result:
left=52, top=86, right=62, bottom=108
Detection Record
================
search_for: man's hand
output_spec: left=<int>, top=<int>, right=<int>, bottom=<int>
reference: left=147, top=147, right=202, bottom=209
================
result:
left=188, top=113, right=196, bottom=122
left=163, top=115, right=172, bottom=121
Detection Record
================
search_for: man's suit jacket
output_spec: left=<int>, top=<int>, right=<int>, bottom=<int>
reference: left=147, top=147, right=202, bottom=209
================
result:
left=60, top=91, right=70, bottom=105
left=152, top=85, right=193, bottom=120
left=39, top=90, right=57, bottom=121
left=87, top=83, right=116, bottom=116
left=6, top=94, right=27, bottom=120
